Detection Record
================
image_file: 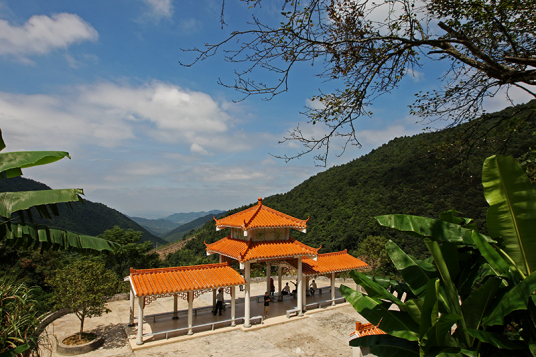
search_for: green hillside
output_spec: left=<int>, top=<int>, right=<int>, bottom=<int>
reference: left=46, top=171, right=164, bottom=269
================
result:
left=163, top=211, right=227, bottom=243
left=164, top=101, right=536, bottom=268
left=0, top=177, right=166, bottom=245
left=164, top=210, right=225, bottom=225
left=129, top=216, right=178, bottom=236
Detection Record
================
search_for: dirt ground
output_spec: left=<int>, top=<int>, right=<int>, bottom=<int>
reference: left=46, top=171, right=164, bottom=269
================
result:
left=39, top=280, right=368, bottom=357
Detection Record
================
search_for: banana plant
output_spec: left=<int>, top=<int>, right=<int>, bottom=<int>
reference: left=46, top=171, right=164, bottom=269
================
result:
left=0, top=129, right=120, bottom=252
left=341, top=155, right=536, bottom=356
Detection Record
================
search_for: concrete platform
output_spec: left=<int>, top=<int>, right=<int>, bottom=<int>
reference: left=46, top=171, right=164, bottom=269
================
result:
left=40, top=277, right=366, bottom=357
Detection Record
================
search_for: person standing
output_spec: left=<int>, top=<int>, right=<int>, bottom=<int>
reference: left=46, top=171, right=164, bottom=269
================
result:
left=263, top=291, right=271, bottom=319
left=214, top=288, right=224, bottom=316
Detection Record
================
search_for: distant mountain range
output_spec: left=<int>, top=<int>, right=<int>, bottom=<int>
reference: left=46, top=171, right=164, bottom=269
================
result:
left=0, top=177, right=166, bottom=245
left=161, top=211, right=227, bottom=242
left=130, top=210, right=225, bottom=238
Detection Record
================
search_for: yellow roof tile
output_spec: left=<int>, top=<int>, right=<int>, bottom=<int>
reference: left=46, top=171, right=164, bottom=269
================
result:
left=214, top=198, right=308, bottom=231
left=129, top=262, right=245, bottom=297
left=286, top=250, right=368, bottom=275
left=205, top=236, right=320, bottom=262
left=350, top=322, right=386, bottom=338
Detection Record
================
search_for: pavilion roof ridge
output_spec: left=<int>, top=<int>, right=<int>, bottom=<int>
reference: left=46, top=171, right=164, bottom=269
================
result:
left=290, top=237, right=321, bottom=254
left=130, top=262, right=231, bottom=276
left=239, top=237, right=254, bottom=260
left=312, top=249, right=348, bottom=258
left=351, top=321, right=386, bottom=338
left=243, top=198, right=263, bottom=229
left=214, top=197, right=308, bottom=231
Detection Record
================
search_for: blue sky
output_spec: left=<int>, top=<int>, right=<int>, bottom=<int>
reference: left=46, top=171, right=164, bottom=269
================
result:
left=1, top=0, right=532, bottom=218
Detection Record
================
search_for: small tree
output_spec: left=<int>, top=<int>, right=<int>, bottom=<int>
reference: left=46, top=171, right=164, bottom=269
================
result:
left=99, top=226, right=160, bottom=278
left=355, top=235, right=396, bottom=278
left=48, top=261, right=119, bottom=338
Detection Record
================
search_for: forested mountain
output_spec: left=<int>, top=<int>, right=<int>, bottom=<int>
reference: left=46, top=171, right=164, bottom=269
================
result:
left=162, top=211, right=227, bottom=243
left=164, top=101, right=536, bottom=267
left=129, top=217, right=179, bottom=236
left=0, top=177, right=166, bottom=245
left=130, top=209, right=225, bottom=237
left=163, top=210, right=225, bottom=225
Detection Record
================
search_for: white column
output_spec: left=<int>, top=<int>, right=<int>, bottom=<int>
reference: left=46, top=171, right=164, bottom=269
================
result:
left=331, top=272, right=336, bottom=306
left=302, top=275, right=307, bottom=311
left=297, top=257, right=303, bottom=316
left=266, top=262, right=271, bottom=293
left=136, top=296, right=144, bottom=345
left=244, top=261, right=251, bottom=327
left=231, top=286, right=236, bottom=326
left=187, top=291, right=194, bottom=335
left=278, top=265, right=283, bottom=300
left=212, top=289, right=217, bottom=314
left=173, top=294, right=178, bottom=319
left=129, top=288, right=135, bottom=326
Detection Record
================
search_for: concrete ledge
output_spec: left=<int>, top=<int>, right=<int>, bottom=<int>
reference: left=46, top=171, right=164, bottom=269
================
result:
left=56, top=335, right=104, bottom=355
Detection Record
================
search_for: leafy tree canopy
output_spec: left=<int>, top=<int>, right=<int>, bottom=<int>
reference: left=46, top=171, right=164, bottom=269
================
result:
left=186, top=0, right=536, bottom=165
left=98, top=226, right=160, bottom=278
left=48, top=260, right=119, bottom=336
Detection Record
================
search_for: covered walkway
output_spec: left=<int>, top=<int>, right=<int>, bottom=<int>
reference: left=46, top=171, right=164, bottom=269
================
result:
left=126, top=275, right=352, bottom=348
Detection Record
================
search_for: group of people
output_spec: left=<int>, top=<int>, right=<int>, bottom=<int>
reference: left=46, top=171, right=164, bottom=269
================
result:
left=281, top=279, right=317, bottom=296
left=214, top=279, right=319, bottom=319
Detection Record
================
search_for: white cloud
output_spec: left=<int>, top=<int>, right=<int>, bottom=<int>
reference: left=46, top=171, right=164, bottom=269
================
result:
left=406, top=67, right=424, bottom=83
left=191, top=143, right=209, bottom=155
left=0, top=80, right=271, bottom=155
left=141, top=0, right=174, bottom=19
left=179, top=18, right=199, bottom=33
left=0, top=13, right=98, bottom=61
left=189, top=166, right=266, bottom=182
left=482, top=85, right=536, bottom=114
left=305, top=98, right=325, bottom=110
left=261, top=158, right=276, bottom=165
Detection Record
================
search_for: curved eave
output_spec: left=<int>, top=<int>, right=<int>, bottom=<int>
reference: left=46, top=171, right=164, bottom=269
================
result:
left=216, top=224, right=307, bottom=230
left=302, top=265, right=368, bottom=276
left=241, top=253, right=317, bottom=263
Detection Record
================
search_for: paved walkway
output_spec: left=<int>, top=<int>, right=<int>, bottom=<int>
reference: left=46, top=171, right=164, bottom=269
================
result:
left=40, top=277, right=367, bottom=357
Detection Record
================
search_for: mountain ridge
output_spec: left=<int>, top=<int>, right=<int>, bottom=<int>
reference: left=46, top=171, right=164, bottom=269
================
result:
left=0, top=177, right=166, bottom=245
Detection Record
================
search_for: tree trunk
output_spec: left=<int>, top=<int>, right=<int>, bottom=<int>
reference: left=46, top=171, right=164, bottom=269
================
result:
left=79, top=315, right=85, bottom=340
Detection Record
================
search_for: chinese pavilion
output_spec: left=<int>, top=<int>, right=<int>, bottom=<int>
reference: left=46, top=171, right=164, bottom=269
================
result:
left=127, top=197, right=368, bottom=345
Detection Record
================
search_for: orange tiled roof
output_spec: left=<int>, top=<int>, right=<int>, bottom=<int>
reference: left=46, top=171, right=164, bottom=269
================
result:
left=286, top=250, right=368, bottom=276
left=129, top=262, right=245, bottom=297
left=350, top=322, right=386, bottom=338
left=205, top=236, right=320, bottom=263
left=214, top=198, right=308, bottom=232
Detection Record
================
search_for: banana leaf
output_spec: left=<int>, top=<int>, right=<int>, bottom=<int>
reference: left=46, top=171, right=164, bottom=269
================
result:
left=423, top=313, right=460, bottom=348
left=470, top=231, right=511, bottom=278
left=483, top=155, right=536, bottom=276
left=466, top=329, right=525, bottom=350
left=483, top=271, right=536, bottom=326
left=405, top=298, right=424, bottom=324
left=0, top=189, right=83, bottom=219
left=349, top=270, right=407, bottom=310
left=350, top=334, right=420, bottom=356
left=426, top=239, right=471, bottom=347
left=420, top=278, right=440, bottom=338
left=461, top=276, right=501, bottom=333
left=0, top=221, right=120, bottom=252
left=386, top=241, right=440, bottom=297
left=0, top=151, right=70, bottom=179
left=376, top=215, right=486, bottom=245
left=340, top=285, right=420, bottom=341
